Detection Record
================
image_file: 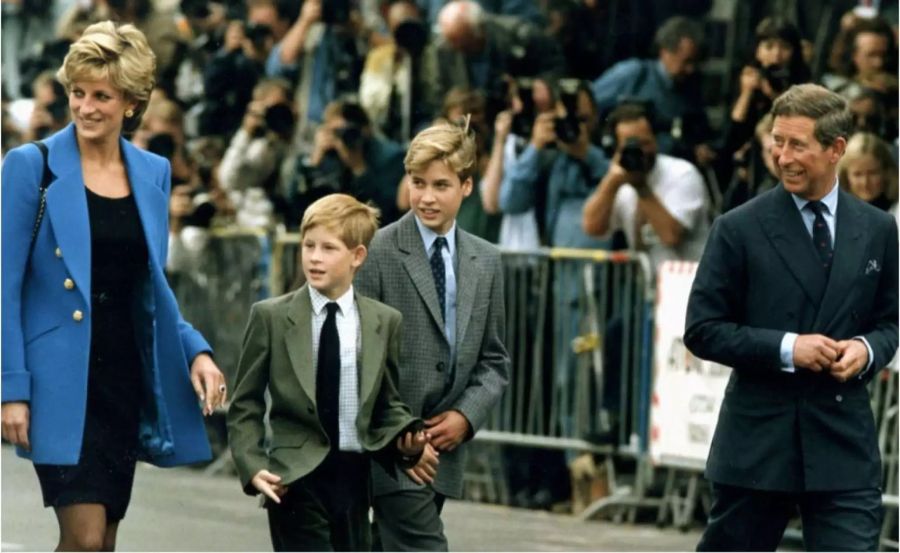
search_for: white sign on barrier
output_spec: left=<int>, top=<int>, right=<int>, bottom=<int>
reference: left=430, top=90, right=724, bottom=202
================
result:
left=649, top=261, right=731, bottom=471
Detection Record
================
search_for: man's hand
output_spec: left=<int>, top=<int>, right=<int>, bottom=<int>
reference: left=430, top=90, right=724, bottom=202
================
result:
left=298, top=0, right=322, bottom=27
left=830, top=339, right=869, bottom=382
left=332, top=132, right=367, bottom=176
left=396, top=429, right=427, bottom=457
left=530, top=113, right=556, bottom=150
left=190, top=353, right=227, bottom=415
left=241, top=100, right=266, bottom=136
left=251, top=469, right=286, bottom=504
left=425, top=410, right=471, bottom=452
left=494, top=110, right=513, bottom=141
left=404, top=442, right=439, bottom=485
left=1, top=402, right=30, bottom=451
left=793, top=334, right=841, bottom=372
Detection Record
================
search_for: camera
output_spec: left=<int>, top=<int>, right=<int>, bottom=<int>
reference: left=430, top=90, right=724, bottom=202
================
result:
left=321, top=0, right=350, bottom=24
left=244, top=22, right=272, bottom=50
left=752, top=61, right=792, bottom=94
left=619, top=137, right=648, bottom=172
left=553, top=79, right=582, bottom=144
left=251, top=103, right=296, bottom=139
left=393, top=20, right=428, bottom=57
left=334, top=124, right=362, bottom=150
left=511, top=78, right=536, bottom=138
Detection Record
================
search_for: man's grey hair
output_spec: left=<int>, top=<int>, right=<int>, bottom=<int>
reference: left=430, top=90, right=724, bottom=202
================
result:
left=654, top=16, right=704, bottom=54
left=771, top=84, right=854, bottom=147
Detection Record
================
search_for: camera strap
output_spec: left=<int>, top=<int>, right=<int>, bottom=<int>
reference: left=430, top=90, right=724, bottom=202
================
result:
left=29, top=141, right=54, bottom=258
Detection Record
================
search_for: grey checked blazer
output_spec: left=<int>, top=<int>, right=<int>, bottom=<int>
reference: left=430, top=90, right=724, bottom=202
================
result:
left=356, top=211, right=510, bottom=498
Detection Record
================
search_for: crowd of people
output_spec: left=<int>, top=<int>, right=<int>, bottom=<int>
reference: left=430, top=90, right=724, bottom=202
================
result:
left=3, top=0, right=897, bottom=268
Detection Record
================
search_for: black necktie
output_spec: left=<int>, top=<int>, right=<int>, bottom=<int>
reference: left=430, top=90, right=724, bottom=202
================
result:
left=317, top=302, right=340, bottom=447
left=807, top=201, right=833, bottom=273
left=430, top=237, right=447, bottom=322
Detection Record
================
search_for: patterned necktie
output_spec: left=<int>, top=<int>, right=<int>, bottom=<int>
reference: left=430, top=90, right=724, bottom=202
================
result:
left=316, top=302, right=340, bottom=446
left=430, top=236, right=447, bottom=322
left=807, top=201, right=833, bottom=274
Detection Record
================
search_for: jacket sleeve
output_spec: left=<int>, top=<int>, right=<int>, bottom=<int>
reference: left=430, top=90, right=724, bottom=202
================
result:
left=860, top=217, right=899, bottom=375
left=156, top=158, right=213, bottom=363
left=498, top=145, right=541, bottom=214
left=683, top=215, right=784, bottom=372
left=370, top=310, right=422, bottom=477
left=1, top=146, right=45, bottom=402
left=226, top=302, right=273, bottom=494
left=452, top=252, right=510, bottom=434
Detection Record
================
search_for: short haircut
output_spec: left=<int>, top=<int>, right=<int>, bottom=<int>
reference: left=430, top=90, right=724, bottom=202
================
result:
left=771, top=84, right=854, bottom=148
left=829, top=16, right=897, bottom=78
left=441, top=87, right=485, bottom=121
left=654, top=16, right=704, bottom=56
left=252, top=77, right=292, bottom=102
left=56, top=20, right=156, bottom=133
left=605, top=102, right=653, bottom=139
left=323, top=99, right=371, bottom=129
left=404, top=121, right=477, bottom=182
left=300, top=193, right=381, bottom=249
left=839, top=132, right=898, bottom=203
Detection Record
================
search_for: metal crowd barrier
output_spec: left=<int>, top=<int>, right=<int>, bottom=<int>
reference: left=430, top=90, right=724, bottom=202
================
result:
left=169, top=227, right=270, bottom=385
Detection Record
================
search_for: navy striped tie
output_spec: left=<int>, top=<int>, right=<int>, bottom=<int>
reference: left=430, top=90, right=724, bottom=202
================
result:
left=807, top=201, right=833, bottom=274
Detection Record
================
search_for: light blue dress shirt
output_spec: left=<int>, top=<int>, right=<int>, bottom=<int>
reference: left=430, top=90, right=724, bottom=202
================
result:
left=779, top=181, right=874, bottom=376
left=414, top=216, right=458, bottom=376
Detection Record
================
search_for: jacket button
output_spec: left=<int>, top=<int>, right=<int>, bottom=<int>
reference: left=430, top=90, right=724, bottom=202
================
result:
left=55, top=247, right=62, bottom=258
left=64, top=278, right=75, bottom=290
left=836, top=395, right=843, bottom=402
left=308, top=406, right=315, bottom=414
left=436, top=362, right=445, bottom=372
left=73, top=310, right=84, bottom=322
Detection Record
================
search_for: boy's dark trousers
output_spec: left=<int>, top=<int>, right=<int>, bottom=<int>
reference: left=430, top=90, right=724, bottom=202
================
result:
left=266, top=451, right=370, bottom=552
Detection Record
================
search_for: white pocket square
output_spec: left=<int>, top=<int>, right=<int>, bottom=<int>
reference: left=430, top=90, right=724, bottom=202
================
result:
left=865, top=259, right=881, bottom=275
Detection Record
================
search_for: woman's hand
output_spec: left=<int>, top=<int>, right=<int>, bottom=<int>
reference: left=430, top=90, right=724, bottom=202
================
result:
left=1, top=402, right=30, bottom=451
left=190, top=353, right=226, bottom=415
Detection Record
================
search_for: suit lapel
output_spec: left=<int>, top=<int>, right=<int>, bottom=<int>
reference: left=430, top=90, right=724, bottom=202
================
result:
left=397, top=212, right=446, bottom=336
left=284, top=285, right=317, bottom=405
left=813, top=190, right=866, bottom=330
left=356, top=295, right=384, bottom=406
left=455, top=229, right=478, bottom=349
left=44, top=125, right=91, bottom=307
left=759, top=186, right=827, bottom=305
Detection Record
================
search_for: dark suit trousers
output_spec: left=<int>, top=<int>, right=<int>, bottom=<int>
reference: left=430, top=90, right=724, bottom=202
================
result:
left=697, top=483, right=883, bottom=552
left=266, top=452, right=370, bottom=552
left=372, top=488, right=448, bottom=551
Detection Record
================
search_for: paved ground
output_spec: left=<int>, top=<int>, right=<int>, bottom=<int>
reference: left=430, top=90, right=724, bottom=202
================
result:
left=1, top=445, right=705, bottom=551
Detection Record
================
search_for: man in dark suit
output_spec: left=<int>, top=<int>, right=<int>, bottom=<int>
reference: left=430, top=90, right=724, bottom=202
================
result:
left=685, top=83, right=898, bottom=551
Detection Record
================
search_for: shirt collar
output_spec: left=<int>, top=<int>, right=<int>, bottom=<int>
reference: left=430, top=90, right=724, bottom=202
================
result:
left=790, top=178, right=840, bottom=216
left=413, top=215, right=457, bottom=256
left=308, top=284, right=354, bottom=316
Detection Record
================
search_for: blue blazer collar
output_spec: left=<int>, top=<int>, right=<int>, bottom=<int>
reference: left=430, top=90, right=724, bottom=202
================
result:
left=43, top=124, right=168, bottom=307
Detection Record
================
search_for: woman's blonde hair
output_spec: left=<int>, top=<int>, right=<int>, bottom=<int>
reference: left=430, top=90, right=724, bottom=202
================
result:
left=838, top=132, right=898, bottom=203
left=300, top=194, right=381, bottom=249
left=404, top=120, right=477, bottom=182
left=56, top=20, right=156, bottom=133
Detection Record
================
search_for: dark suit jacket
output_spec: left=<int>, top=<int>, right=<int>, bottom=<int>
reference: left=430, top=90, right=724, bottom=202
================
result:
left=684, top=185, right=898, bottom=492
left=356, top=211, right=510, bottom=498
left=226, top=285, right=420, bottom=494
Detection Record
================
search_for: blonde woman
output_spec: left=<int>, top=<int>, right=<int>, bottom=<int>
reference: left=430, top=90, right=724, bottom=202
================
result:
left=839, top=132, right=898, bottom=212
left=1, top=21, right=225, bottom=550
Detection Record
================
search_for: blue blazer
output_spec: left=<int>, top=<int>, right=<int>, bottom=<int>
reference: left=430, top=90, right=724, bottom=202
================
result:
left=2, top=124, right=213, bottom=467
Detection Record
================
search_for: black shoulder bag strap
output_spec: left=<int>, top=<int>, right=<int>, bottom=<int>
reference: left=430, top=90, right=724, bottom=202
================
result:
left=29, top=141, right=53, bottom=256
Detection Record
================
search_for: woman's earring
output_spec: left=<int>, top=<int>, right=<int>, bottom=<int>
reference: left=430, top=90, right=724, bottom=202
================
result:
left=125, top=109, right=134, bottom=118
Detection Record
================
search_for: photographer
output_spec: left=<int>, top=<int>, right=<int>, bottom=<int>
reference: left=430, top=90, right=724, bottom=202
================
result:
left=359, top=0, right=432, bottom=144
left=497, top=79, right=609, bottom=248
left=423, top=0, right=564, bottom=119
left=269, top=0, right=365, bottom=143
left=298, top=99, right=404, bottom=226
left=23, top=70, right=69, bottom=142
left=718, top=17, right=809, bottom=186
left=219, top=77, right=293, bottom=227
left=582, top=102, right=709, bottom=273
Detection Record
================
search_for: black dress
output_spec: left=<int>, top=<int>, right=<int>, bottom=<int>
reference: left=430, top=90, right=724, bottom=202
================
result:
left=34, top=186, right=148, bottom=521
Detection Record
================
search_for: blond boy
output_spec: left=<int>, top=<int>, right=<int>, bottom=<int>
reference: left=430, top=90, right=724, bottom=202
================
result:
left=228, top=193, right=433, bottom=551
left=356, top=123, right=510, bottom=550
